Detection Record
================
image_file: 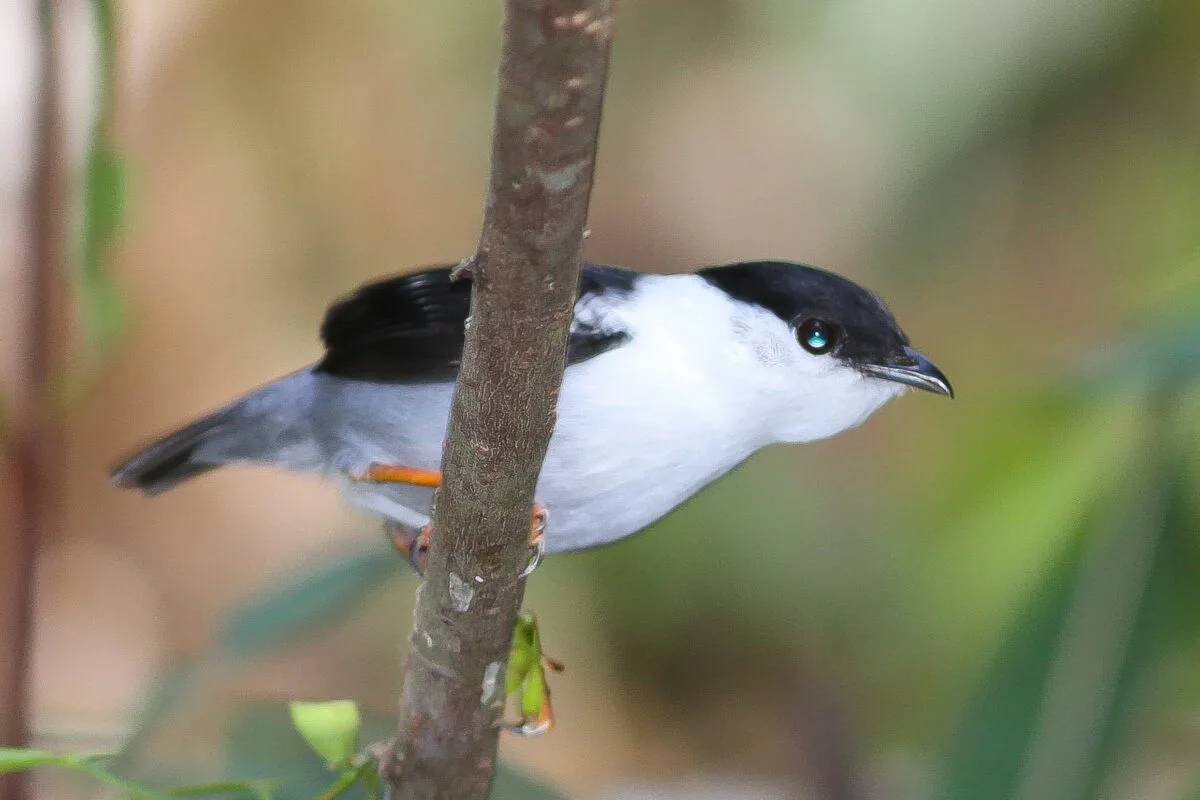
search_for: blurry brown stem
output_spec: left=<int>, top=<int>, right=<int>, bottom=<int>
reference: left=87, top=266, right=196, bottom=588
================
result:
left=791, top=684, right=862, bottom=800
left=2, top=2, right=59, bottom=799
left=382, top=1, right=613, bottom=798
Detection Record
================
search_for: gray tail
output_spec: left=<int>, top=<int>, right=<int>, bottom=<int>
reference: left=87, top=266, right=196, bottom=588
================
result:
left=111, top=409, right=234, bottom=495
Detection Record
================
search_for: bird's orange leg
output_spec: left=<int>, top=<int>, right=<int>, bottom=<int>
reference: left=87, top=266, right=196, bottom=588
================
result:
left=357, top=457, right=545, bottom=578
left=355, top=463, right=443, bottom=488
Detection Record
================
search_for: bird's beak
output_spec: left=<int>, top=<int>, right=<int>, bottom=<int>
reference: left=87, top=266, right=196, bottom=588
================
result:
left=860, top=346, right=954, bottom=398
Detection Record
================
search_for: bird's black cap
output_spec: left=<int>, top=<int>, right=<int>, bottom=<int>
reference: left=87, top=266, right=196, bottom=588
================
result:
left=700, top=260, right=953, bottom=396
left=698, top=261, right=908, bottom=365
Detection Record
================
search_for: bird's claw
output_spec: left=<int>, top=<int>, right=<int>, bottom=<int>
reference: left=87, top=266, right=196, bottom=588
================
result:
left=520, top=504, right=548, bottom=579
left=387, top=523, right=432, bottom=577
left=449, top=257, right=474, bottom=281
left=388, top=503, right=547, bottom=580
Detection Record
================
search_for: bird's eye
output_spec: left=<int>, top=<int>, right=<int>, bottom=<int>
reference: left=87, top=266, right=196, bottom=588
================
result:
left=795, top=318, right=840, bottom=355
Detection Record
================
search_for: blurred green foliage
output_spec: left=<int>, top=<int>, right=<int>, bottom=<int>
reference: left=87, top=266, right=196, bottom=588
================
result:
left=109, top=344, right=1196, bottom=799
left=79, top=0, right=125, bottom=351
left=940, top=398, right=1199, bottom=799
left=5, top=700, right=561, bottom=799
left=0, top=748, right=276, bottom=799
left=116, top=540, right=396, bottom=769
left=115, top=543, right=563, bottom=798
left=223, top=706, right=564, bottom=800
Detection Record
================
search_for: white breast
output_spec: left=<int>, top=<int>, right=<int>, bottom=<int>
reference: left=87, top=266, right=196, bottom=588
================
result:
left=536, top=275, right=784, bottom=550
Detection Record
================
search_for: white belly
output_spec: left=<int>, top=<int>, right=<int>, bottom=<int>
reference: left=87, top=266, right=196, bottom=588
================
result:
left=311, top=346, right=762, bottom=553
left=535, top=352, right=759, bottom=551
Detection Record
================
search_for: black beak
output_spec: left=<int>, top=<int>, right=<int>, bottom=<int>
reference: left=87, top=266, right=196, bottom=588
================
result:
left=860, top=346, right=954, bottom=398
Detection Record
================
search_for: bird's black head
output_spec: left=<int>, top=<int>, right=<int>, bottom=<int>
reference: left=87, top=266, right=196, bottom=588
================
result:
left=699, top=260, right=953, bottom=397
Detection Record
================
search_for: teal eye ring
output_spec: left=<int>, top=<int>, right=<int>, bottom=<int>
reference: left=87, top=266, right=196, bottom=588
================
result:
left=795, top=318, right=840, bottom=355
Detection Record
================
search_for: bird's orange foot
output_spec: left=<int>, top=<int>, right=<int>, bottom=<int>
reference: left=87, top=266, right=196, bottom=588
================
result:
left=386, top=502, right=548, bottom=579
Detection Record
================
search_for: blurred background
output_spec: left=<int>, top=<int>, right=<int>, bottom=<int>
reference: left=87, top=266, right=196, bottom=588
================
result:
left=2, top=0, right=1200, bottom=798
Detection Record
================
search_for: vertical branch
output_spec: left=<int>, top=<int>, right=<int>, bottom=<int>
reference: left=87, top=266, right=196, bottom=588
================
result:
left=2, top=2, right=60, bottom=800
left=384, top=1, right=614, bottom=798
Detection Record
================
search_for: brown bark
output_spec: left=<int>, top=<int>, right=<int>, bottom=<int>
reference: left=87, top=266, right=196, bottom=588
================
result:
left=383, top=1, right=614, bottom=798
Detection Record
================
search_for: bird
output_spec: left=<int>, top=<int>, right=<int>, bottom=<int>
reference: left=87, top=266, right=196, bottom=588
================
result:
left=111, top=260, right=952, bottom=573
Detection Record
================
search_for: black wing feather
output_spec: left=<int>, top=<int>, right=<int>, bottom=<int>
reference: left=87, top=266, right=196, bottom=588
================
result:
left=315, top=263, right=635, bottom=383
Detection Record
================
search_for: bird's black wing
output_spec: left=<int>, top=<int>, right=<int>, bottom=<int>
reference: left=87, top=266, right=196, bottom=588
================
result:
left=315, top=263, right=636, bottom=382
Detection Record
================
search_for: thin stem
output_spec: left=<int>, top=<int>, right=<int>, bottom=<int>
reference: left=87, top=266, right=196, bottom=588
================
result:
left=2, top=2, right=60, bottom=799
left=383, top=1, right=614, bottom=798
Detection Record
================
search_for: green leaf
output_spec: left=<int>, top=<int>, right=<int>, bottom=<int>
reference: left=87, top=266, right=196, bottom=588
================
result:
left=228, top=706, right=370, bottom=800
left=289, top=701, right=361, bottom=767
left=506, top=613, right=538, bottom=694
left=520, top=662, right=548, bottom=721
left=505, top=612, right=554, bottom=732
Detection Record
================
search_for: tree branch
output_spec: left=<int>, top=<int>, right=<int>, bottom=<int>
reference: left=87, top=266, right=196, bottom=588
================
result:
left=2, top=3, right=60, bottom=800
left=383, top=1, right=613, bottom=798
